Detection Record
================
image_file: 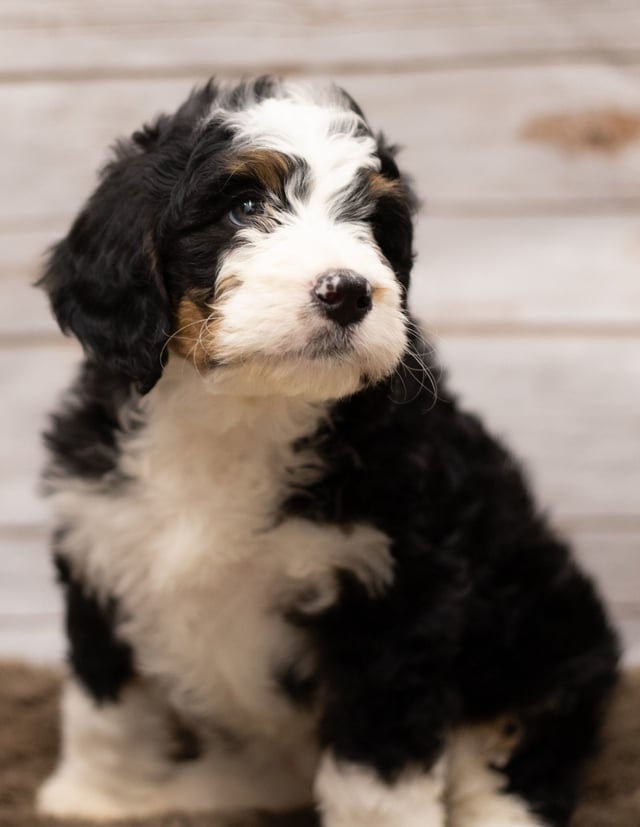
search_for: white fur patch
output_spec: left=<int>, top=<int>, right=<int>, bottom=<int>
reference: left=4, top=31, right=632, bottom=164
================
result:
left=221, top=82, right=378, bottom=202
left=315, top=752, right=447, bottom=827
left=43, top=359, right=395, bottom=818
left=447, top=726, right=546, bottom=827
left=38, top=679, right=315, bottom=820
left=211, top=214, right=406, bottom=398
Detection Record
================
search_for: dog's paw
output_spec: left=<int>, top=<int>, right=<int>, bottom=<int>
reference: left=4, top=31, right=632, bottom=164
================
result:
left=37, top=770, right=131, bottom=821
left=315, top=753, right=446, bottom=827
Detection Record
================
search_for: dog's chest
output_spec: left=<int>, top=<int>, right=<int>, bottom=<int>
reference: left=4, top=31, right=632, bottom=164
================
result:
left=53, top=376, right=392, bottom=745
left=108, top=394, right=323, bottom=727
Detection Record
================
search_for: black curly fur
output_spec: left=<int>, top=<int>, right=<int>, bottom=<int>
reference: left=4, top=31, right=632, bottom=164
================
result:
left=281, top=333, right=618, bottom=824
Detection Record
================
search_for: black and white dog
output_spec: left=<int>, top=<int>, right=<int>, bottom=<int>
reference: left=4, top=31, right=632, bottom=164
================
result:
left=38, top=77, right=618, bottom=826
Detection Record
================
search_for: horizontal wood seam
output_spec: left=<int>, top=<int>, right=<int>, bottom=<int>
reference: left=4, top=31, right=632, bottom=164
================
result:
left=0, top=49, right=640, bottom=85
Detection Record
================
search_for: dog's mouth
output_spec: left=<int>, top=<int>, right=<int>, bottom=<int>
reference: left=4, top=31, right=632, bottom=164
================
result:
left=215, top=327, right=360, bottom=370
left=184, top=314, right=408, bottom=401
left=299, top=325, right=356, bottom=359
left=170, top=278, right=408, bottom=400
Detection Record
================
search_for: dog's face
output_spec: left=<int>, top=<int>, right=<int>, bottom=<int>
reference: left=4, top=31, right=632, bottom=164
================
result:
left=42, top=78, right=416, bottom=399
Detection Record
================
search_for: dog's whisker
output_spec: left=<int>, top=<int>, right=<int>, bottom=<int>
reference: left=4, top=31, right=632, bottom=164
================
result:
left=407, top=343, right=439, bottom=406
left=389, top=335, right=439, bottom=407
left=160, top=317, right=211, bottom=367
left=388, top=363, right=410, bottom=404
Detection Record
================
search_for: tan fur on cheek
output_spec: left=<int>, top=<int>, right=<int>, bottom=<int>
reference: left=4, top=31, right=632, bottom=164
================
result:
left=171, top=279, right=244, bottom=370
left=170, top=295, right=212, bottom=371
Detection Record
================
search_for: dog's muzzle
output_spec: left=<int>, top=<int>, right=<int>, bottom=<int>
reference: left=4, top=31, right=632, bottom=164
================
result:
left=313, top=270, right=373, bottom=327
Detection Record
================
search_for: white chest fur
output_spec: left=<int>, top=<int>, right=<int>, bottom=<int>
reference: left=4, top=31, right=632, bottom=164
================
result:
left=50, top=361, right=394, bottom=741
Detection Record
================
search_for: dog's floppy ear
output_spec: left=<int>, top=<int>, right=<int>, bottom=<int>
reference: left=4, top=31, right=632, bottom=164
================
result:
left=40, top=135, right=175, bottom=394
left=39, top=81, right=218, bottom=394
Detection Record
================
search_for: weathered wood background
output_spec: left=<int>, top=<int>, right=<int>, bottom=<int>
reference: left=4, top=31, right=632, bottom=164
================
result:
left=1, top=0, right=639, bottom=662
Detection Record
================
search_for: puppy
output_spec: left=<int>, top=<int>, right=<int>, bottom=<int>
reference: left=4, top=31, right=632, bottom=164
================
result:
left=38, top=77, right=619, bottom=827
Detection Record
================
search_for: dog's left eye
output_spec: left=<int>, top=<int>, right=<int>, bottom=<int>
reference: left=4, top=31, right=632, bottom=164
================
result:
left=228, top=198, right=265, bottom=227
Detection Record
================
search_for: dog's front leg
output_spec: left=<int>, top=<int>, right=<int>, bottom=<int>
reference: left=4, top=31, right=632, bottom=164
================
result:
left=37, top=677, right=222, bottom=820
left=315, top=751, right=447, bottom=827
left=306, top=571, right=460, bottom=827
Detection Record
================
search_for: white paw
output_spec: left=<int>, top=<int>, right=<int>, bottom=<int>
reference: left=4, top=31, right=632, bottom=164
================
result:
left=37, top=771, right=134, bottom=821
left=315, top=753, right=446, bottom=827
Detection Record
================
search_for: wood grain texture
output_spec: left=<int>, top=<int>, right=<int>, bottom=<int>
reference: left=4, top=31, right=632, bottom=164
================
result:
left=0, top=231, right=53, bottom=336
left=439, top=335, right=640, bottom=519
left=573, top=529, right=640, bottom=608
left=623, top=618, right=640, bottom=665
left=3, top=66, right=640, bottom=231
left=0, top=344, right=81, bottom=527
left=0, top=616, right=64, bottom=662
left=413, top=215, right=640, bottom=328
left=0, top=0, right=639, bottom=78
left=0, top=538, right=58, bottom=616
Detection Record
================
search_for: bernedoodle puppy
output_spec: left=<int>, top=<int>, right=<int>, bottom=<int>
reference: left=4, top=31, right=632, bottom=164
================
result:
left=37, top=77, right=619, bottom=827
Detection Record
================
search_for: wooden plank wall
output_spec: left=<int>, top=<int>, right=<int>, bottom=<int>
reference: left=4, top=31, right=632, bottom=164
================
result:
left=1, top=0, right=639, bottom=662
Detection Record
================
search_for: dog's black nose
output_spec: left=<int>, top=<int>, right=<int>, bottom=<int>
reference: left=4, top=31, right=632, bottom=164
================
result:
left=313, top=271, right=373, bottom=327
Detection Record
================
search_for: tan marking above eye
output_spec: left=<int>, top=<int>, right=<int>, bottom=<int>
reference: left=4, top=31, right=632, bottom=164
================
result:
left=225, top=149, right=291, bottom=193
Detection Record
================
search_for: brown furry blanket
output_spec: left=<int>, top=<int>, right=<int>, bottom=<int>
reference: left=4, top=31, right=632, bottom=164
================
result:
left=1, top=661, right=639, bottom=827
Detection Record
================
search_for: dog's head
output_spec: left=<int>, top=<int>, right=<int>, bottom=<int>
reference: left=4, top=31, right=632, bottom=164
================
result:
left=41, top=77, right=417, bottom=399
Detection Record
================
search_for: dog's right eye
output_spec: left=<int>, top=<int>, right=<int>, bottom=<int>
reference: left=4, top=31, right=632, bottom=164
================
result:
left=228, top=198, right=265, bottom=228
